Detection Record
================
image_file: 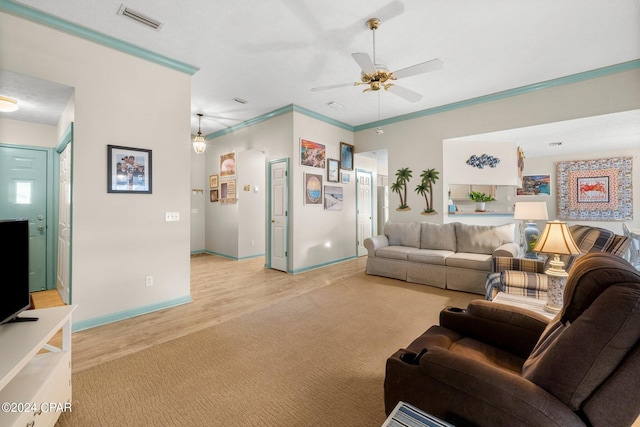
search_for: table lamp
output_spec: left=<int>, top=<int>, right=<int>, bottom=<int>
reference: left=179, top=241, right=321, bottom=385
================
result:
left=513, top=202, right=549, bottom=259
left=532, top=220, right=581, bottom=313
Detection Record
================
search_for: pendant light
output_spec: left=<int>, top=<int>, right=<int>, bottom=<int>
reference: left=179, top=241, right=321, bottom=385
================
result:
left=193, top=113, right=206, bottom=155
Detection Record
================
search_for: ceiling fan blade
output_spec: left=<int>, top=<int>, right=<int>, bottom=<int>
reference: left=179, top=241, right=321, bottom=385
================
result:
left=387, top=85, right=423, bottom=103
left=392, top=58, right=443, bottom=79
left=311, top=82, right=356, bottom=92
left=351, top=52, right=376, bottom=74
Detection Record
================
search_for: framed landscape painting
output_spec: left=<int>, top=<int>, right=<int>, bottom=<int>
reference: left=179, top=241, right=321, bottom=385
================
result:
left=300, top=139, right=326, bottom=168
left=517, top=174, right=551, bottom=196
left=327, top=158, right=339, bottom=182
left=304, top=172, right=323, bottom=205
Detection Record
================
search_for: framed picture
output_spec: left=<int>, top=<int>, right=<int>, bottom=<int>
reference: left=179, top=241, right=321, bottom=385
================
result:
left=300, top=138, right=326, bottom=168
left=324, top=185, right=343, bottom=210
left=341, top=172, right=350, bottom=184
left=340, top=142, right=354, bottom=171
left=220, top=152, right=236, bottom=177
left=557, top=157, right=632, bottom=221
left=107, top=145, right=152, bottom=194
left=517, top=174, right=551, bottom=196
left=220, top=179, right=237, bottom=204
left=209, top=174, right=219, bottom=188
left=304, top=172, right=323, bottom=205
left=327, top=158, right=340, bottom=183
left=210, top=189, right=219, bottom=202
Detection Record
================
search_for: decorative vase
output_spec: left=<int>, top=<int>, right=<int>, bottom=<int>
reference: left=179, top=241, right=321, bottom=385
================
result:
left=475, top=202, right=486, bottom=212
left=523, top=222, right=540, bottom=259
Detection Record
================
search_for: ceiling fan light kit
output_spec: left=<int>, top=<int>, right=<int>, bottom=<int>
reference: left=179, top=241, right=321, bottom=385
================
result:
left=310, top=17, right=443, bottom=104
left=0, top=95, right=19, bottom=112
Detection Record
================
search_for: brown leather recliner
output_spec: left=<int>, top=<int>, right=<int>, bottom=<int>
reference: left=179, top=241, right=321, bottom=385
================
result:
left=385, top=252, right=640, bottom=426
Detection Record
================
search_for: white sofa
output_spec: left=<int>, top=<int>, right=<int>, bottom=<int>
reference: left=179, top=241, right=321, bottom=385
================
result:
left=364, top=222, right=518, bottom=295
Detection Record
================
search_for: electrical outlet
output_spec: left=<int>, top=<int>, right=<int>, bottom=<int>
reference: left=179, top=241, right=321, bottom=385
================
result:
left=145, top=276, right=153, bottom=287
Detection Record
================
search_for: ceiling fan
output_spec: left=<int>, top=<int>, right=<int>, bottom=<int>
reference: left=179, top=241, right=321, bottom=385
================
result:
left=311, top=17, right=443, bottom=103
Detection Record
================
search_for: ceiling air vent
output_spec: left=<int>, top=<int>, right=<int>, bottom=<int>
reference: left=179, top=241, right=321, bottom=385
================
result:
left=117, top=4, right=163, bottom=31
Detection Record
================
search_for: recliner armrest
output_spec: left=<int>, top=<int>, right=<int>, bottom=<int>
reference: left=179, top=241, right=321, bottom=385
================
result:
left=440, top=300, right=549, bottom=358
left=363, top=235, right=389, bottom=257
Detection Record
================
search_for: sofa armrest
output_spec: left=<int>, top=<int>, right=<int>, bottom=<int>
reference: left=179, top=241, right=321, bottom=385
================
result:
left=440, top=300, right=549, bottom=358
left=363, top=235, right=389, bottom=257
left=492, top=242, right=519, bottom=258
left=405, top=348, right=585, bottom=427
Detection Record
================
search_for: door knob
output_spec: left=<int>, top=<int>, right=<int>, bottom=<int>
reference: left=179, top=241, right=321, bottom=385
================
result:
left=37, top=215, right=44, bottom=220
left=271, top=219, right=275, bottom=223
left=37, top=225, right=45, bottom=231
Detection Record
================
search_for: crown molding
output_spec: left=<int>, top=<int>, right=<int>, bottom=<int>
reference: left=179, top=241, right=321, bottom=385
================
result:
left=0, top=0, right=199, bottom=75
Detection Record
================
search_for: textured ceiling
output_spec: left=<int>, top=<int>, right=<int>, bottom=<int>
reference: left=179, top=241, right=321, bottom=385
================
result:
left=0, top=0, right=639, bottom=156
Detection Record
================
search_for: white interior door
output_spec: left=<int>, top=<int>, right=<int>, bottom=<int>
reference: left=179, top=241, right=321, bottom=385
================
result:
left=57, top=143, right=72, bottom=304
left=357, top=170, right=373, bottom=256
left=269, top=160, right=288, bottom=271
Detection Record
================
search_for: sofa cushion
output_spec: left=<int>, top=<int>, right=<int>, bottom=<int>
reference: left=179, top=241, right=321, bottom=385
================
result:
left=376, top=246, right=417, bottom=261
left=455, top=223, right=514, bottom=255
left=407, top=249, right=455, bottom=266
left=420, top=222, right=457, bottom=251
left=384, top=222, right=421, bottom=248
left=445, top=252, right=493, bottom=271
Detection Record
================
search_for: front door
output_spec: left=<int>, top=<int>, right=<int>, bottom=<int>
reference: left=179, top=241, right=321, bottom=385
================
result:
left=0, top=147, right=49, bottom=291
left=269, top=159, right=288, bottom=272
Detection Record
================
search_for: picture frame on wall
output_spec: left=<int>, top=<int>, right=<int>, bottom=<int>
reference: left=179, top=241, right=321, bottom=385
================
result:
left=517, top=174, right=551, bottom=196
left=300, top=138, right=326, bottom=168
left=210, top=174, right=219, bottom=188
left=210, top=189, right=219, bottom=202
left=341, top=172, right=350, bottom=184
left=220, top=152, right=236, bottom=177
left=107, top=145, right=152, bottom=194
left=327, top=158, right=340, bottom=183
left=304, top=172, right=323, bottom=205
left=324, top=185, right=343, bottom=210
left=340, top=142, right=354, bottom=171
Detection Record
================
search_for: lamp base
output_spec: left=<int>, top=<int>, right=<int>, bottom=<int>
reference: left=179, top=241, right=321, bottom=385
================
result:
left=544, top=264, right=568, bottom=314
left=523, top=222, right=540, bottom=259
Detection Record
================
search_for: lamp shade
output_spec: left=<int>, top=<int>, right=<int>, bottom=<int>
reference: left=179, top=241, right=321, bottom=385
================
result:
left=513, top=202, right=549, bottom=221
left=192, top=135, right=206, bottom=155
left=533, top=221, right=581, bottom=255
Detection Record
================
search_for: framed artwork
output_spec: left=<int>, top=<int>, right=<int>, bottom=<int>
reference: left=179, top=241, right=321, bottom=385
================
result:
left=327, top=158, right=340, bottom=183
left=210, top=189, right=219, bottom=202
left=557, top=157, right=632, bottom=221
left=209, top=174, right=219, bottom=188
left=300, top=139, right=325, bottom=168
left=304, top=172, right=323, bottom=205
left=324, top=186, right=343, bottom=211
left=107, top=145, right=152, bottom=194
left=341, top=172, right=350, bottom=184
left=517, top=174, right=551, bottom=196
left=220, top=152, right=236, bottom=177
left=340, top=142, right=354, bottom=171
left=220, top=179, right=237, bottom=204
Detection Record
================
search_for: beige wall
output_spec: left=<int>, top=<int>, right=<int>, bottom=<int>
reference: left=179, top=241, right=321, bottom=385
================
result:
left=1, top=12, right=192, bottom=325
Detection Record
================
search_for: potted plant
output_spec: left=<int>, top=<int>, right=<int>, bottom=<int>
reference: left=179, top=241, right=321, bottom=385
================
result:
left=469, top=191, right=495, bottom=212
left=391, top=167, right=412, bottom=211
left=415, top=168, right=440, bottom=215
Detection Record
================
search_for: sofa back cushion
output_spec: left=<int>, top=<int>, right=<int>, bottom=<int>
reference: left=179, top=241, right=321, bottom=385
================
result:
left=384, top=222, right=421, bottom=248
left=420, top=223, right=457, bottom=251
left=455, top=223, right=514, bottom=255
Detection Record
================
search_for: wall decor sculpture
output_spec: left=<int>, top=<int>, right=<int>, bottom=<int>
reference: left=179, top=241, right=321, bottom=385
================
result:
left=466, top=154, right=500, bottom=169
left=557, top=157, right=632, bottom=221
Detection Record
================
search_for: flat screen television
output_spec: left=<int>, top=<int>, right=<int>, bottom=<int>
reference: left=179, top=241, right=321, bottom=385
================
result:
left=0, top=219, right=32, bottom=325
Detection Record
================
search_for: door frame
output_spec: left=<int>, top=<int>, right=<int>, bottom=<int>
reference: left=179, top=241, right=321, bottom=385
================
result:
left=266, top=158, right=290, bottom=271
left=356, top=168, right=375, bottom=256
left=0, top=143, right=56, bottom=290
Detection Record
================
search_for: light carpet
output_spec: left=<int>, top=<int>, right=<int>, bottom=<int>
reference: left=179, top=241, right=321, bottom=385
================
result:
left=57, top=273, right=476, bottom=426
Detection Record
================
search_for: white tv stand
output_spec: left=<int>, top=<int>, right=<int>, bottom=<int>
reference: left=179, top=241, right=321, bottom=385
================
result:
left=0, top=305, right=76, bottom=427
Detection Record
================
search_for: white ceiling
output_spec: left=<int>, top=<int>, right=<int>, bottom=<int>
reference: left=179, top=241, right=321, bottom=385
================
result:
left=1, top=0, right=639, bottom=146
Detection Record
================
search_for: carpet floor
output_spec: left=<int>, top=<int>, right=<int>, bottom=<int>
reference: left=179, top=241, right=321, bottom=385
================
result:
left=56, top=273, right=476, bottom=426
